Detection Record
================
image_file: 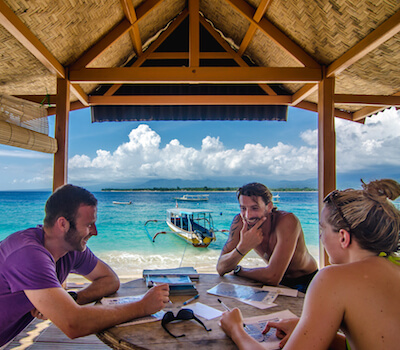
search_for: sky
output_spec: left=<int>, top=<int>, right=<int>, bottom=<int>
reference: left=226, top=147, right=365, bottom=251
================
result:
left=0, top=106, right=399, bottom=191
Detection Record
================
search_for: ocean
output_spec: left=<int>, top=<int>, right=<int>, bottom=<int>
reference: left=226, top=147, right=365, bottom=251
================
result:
left=0, top=191, right=321, bottom=280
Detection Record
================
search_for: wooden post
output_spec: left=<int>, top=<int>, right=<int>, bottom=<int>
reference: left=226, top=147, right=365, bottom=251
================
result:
left=189, top=0, right=199, bottom=67
left=53, top=75, right=70, bottom=191
left=318, top=70, right=336, bottom=267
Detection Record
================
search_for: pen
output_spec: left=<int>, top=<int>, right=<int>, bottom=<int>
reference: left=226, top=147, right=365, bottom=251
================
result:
left=217, top=298, right=231, bottom=311
left=151, top=281, right=173, bottom=304
left=217, top=299, right=251, bottom=331
left=183, top=294, right=199, bottom=305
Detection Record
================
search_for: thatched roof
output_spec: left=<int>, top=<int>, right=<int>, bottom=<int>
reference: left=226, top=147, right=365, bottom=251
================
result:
left=0, top=0, right=399, bottom=122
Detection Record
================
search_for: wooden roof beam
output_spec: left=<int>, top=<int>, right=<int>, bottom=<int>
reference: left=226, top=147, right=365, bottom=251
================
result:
left=334, top=94, right=400, bottom=106
left=291, top=84, right=318, bottom=106
left=70, top=84, right=89, bottom=106
left=70, top=67, right=322, bottom=84
left=295, top=101, right=355, bottom=122
left=225, top=0, right=320, bottom=68
left=70, top=0, right=163, bottom=71
left=353, top=92, right=400, bottom=121
left=102, top=9, right=189, bottom=96
left=122, top=0, right=164, bottom=53
left=102, top=0, right=164, bottom=95
left=70, top=19, right=132, bottom=70
left=0, top=0, right=65, bottom=78
left=47, top=101, right=86, bottom=116
left=238, top=0, right=272, bottom=55
left=89, top=95, right=291, bottom=105
left=189, top=0, right=200, bottom=67
left=200, top=16, right=276, bottom=95
left=253, top=0, right=273, bottom=22
left=120, top=0, right=143, bottom=56
left=327, top=10, right=400, bottom=77
left=147, top=52, right=234, bottom=59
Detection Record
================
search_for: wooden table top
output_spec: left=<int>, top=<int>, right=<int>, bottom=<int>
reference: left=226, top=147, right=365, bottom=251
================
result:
left=96, top=274, right=304, bottom=349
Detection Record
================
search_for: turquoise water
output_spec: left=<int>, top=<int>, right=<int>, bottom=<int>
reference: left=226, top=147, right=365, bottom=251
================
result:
left=0, top=191, right=320, bottom=278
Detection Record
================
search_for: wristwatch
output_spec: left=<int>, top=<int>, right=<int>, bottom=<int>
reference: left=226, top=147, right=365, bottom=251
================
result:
left=234, top=265, right=242, bottom=275
left=68, top=291, right=78, bottom=301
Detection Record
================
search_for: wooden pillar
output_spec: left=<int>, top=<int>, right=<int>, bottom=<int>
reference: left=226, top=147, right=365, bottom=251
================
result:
left=53, top=75, right=70, bottom=191
left=318, top=70, right=336, bottom=267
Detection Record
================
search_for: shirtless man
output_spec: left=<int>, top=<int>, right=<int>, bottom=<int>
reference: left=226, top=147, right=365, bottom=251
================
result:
left=216, top=182, right=318, bottom=293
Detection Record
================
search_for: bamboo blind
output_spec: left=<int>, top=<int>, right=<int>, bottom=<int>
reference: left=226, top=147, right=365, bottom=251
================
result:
left=0, top=95, right=56, bottom=153
left=0, top=120, right=57, bottom=153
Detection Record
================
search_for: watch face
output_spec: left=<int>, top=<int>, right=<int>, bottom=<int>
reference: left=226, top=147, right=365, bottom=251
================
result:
left=68, top=291, right=78, bottom=301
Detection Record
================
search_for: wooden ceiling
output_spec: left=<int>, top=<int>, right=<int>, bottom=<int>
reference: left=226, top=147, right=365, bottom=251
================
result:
left=1, top=0, right=399, bottom=122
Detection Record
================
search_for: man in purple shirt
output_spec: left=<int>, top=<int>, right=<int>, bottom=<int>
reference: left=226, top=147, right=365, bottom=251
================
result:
left=0, top=184, right=169, bottom=347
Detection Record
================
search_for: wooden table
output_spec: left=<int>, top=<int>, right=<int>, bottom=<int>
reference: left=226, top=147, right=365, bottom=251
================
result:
left=97, top=274, right=304, bottom=349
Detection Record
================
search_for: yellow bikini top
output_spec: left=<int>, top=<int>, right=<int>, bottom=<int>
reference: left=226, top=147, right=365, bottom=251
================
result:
left=379, top=252, right=400, bottom=265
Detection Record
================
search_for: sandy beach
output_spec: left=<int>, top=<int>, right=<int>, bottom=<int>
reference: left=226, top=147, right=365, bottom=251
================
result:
left=66, top=247, right=320, bottom=286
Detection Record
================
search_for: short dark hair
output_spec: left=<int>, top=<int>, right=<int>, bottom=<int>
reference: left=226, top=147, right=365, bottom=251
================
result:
left=44, top=184, right=97, bottom=228
left=237, top=182, right=272, bottom=205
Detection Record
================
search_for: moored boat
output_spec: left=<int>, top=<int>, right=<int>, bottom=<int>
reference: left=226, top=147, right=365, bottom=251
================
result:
left=146, top=208, right=216, bottom=247
left=166, top=208, right=216, bottom=247
left=174, top=194, right=209, bottom=201
left=112, top=201, right=132, bottom=205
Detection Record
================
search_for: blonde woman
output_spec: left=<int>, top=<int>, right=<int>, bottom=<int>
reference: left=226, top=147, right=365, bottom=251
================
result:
left=220, top=179, right=400, bottom=350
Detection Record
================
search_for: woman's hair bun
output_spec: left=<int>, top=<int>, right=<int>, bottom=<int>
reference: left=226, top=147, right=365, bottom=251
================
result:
left=362, top=179, right=400, bottom=201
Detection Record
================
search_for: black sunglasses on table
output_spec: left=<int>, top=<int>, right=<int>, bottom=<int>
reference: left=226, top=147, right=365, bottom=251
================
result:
left=161, top=308, right=212, bottom=338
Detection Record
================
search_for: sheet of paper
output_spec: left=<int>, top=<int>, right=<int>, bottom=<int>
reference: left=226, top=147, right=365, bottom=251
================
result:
left=240, top=299, right=277, bottom=309
left=207, top=282, right=278, bottom=309
left=101, top=295, right=143, bottom=305
left=185, top=302, right=223, bottom=320
left=262, top=286, right=298, bottom=297
left=101, top=295, right=165, bottom=326
left=243, top=310, right=298, bottom=350
left=115, top=310, right=165, bottom=327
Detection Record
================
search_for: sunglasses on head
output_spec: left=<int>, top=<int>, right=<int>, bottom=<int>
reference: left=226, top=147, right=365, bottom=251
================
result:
left=161, top=308, right=212, bottom=338
left=324, top=190, right=352, bottom=233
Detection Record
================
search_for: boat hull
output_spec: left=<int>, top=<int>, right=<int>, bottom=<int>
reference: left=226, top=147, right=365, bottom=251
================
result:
left=174, top=194, right=209, bottom=202
left=166, top=222, right=213, bottom=247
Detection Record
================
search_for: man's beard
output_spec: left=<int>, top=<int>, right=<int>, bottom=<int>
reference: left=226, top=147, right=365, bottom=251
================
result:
left=65, top=227, right=85, bottom=252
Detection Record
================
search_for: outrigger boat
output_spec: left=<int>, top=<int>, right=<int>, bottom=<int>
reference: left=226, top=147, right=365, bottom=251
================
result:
left=145, top=208, right=216, bottom=248
left=174, top=194, right=209, bottom=201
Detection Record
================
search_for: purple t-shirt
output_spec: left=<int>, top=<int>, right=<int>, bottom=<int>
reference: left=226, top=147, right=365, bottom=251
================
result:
left=0, top=226, right=98, bottom=346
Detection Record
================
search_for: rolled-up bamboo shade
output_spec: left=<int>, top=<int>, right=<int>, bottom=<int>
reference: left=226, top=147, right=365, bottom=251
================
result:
left=0, top=120, right=57, bottom=153
left=0, top=95, right=49, bottom=134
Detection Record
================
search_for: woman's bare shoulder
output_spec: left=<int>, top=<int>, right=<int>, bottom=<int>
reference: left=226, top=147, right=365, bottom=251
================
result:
left=315, top=257, right=400, bottom=290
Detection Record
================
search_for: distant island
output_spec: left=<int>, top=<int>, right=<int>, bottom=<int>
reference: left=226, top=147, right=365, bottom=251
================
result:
left=101, top=186, right=317, bottom=192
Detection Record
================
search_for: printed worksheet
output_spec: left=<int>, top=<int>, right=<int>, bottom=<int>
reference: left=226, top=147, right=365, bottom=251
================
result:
left=101, top=295, right=165, bottom=326
left=207, top=282, right=278, bottom=307
left=243, top=310, right=298, bottom=349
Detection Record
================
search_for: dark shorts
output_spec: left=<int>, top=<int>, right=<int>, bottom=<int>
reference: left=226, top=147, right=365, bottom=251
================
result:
left=280, top=270, right=318, bottom=294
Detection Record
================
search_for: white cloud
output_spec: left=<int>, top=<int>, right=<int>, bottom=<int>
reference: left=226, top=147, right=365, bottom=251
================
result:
left=4, top=108, right=395, bottom=189
left=300, top=129, right=318, bottom=146
left=67, top=108, right=400, bottom=184
left=68, top=123, right=319, bottom=183
left=335, top=107, right=400, bottom=172
left=0, top=148, right=51, bottom=159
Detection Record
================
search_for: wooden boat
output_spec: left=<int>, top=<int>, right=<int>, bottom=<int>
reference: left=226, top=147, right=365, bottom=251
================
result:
left=174, top=194, right=209, bottom=202
left=112, top=201, right=132, bottom=205
left=166, top=208, right=216, bottom=247
left=146, top=208, right=216, bottom=248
